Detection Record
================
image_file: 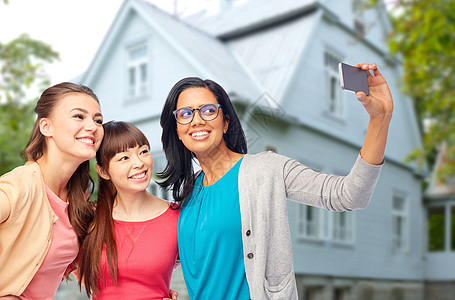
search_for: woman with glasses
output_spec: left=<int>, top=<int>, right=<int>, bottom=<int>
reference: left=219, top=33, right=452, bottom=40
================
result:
left=158, top=63, right=393, bottom=300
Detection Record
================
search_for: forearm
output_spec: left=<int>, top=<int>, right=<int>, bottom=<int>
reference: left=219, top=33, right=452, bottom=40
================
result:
left=360, top=115, right=391, bottom=165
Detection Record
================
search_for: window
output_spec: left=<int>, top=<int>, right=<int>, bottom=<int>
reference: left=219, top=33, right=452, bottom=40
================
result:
left=304, top=286, right=323, bottom=300
left=427, top=205, right=455, bottom=252
left=359, top=286, right=374, bottom=300
left=324, top=51, right=343, bottom=117
left=352, top=0, right=366, bottom=37
left=126, top=42, right=148, bottom=98
left=297, top=206, right=354, bottom=243
left=333, top=212, right=353, bottom=243
left=428, top=206, right=445, bottom=251
left=299, top=205, right=320, bottom=239
left=333, top=287, right=350, bottom=300
left=391, top=288, right=405, bottom=300
left=298, top=205, right=330, bottom=240
left=354, top=19, right=365, bottom=36
left=392, top=194, right=408, bottom=251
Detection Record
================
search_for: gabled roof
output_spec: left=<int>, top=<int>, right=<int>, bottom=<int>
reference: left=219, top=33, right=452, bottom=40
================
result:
left=81, top=0, right=261, bottom=101
left=426, top=142, right=455, bottom=199
left=184, top=0, right=317, bottom=38
left=182, top=0, right=321, bottom=104
left=224, top=10, right=320, bottom=103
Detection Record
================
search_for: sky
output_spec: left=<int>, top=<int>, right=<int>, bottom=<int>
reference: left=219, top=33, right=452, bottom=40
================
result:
left=0, top=0, right=205, bottom=85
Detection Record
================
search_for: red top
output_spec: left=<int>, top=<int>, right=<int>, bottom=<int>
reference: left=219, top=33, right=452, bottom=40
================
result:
left=94, top=207, right=179, bottom=300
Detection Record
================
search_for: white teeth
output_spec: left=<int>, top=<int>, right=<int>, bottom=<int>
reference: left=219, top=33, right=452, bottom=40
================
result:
left=131, top=172, right=146, bottom=179
left=191, top=131, right=209, bottom=137
left=78, top=138, right=94, bottom=144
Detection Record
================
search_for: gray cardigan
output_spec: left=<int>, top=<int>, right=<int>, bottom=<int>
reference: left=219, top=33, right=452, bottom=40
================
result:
left=238, top=151, right=382, bottom=299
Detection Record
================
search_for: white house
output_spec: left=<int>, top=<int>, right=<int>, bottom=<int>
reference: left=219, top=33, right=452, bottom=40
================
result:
left=59, top=0, right=432, bottom=299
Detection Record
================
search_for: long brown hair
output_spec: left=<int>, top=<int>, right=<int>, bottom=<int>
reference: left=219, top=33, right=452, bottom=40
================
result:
left=79, top=121, right=150, bottom=297
left=22, top=82, right=99, bottom=248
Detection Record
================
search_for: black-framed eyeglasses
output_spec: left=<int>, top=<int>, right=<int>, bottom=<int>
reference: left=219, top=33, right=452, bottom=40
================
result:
left=173, top=103, right=221, bottom=125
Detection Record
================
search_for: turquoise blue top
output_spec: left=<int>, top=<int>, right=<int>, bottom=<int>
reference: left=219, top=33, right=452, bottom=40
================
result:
left=178, top=157, right=250, bottom=299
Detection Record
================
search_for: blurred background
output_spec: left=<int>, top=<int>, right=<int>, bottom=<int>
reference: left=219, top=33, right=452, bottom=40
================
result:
left=1, top=0, right=454, bottom=299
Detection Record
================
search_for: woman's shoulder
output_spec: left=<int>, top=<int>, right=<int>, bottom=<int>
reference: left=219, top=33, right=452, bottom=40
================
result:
left=239, top=151, right=292, bottom=179
left=0, top=162, right=44, bottom=221
left=153, top=195, right=180, bottom=215
left=242, top=150, right=288, bottom=165
left=1, top=161, right=42, bottom=187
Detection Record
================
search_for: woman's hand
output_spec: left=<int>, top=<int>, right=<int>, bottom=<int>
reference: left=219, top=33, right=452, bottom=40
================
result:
left=355, top=63, right=394, bottom=165
left=0, top=296, right=21, bottom=299
left=354, top=63, right=394, bottom=121
left=162, top=288, right=178, bottom=300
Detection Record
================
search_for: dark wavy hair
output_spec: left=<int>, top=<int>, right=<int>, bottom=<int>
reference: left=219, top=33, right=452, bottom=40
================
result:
left=157, top=77, right=247, bottom=203
left=79, top=121, right=150, bottom=297
left=22, top=82, right=99, bottom=249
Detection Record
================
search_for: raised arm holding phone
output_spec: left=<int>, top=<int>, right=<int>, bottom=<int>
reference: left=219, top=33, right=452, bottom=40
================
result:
left=157, top=63, right=393, bottom=299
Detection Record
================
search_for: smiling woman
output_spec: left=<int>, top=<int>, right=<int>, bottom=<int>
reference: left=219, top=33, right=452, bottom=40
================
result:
left=158, top=68, right=393, bottom=299
left=78, top=121, right=179, bottom=300
left=0, top=82, right=104, bottom=299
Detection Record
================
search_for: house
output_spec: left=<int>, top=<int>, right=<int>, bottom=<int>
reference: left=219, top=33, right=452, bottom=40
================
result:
left=424, top=142, right=455, bottom=299
left=70, top=0, right=427, bottom=299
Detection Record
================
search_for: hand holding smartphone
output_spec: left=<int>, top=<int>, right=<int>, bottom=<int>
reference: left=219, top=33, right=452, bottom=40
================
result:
left=339, top=63, right=369, bottom=96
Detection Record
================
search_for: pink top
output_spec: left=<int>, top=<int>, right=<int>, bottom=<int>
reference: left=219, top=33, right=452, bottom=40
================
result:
left=94, top=207, right=179, bottom=300
left=21, top=185, right=79, bottom=300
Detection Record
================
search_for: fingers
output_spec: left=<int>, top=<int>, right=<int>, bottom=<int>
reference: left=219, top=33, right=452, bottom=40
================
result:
left=354, top=63, right=377, bottom=70
left=354, top=63, right=378, bottom=77
left=356, top=91, right=367, bottom=103
left=371, top=67, right=382, bottom=77
left=169, top=289, right=178, bottom=300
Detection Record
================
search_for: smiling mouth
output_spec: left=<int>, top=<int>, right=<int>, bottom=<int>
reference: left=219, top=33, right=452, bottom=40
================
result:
left=129, top=171, right=147, bottom=180
left=191, top=131, right=209, bottom=138
left=77, top=137, right=95, bottom=145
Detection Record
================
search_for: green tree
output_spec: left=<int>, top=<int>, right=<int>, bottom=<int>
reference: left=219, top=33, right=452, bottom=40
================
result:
left=384, top=0, right=455, bottom=179
left=0, top=33, right=59, bottom=174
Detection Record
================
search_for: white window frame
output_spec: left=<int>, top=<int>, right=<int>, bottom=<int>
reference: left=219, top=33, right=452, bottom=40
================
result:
left=324, top=51, right=344, bottom=118
left=332, top=211, right=354, bottom=244
left=392, top=193, right=408, bottom=252
left=297, top=205, right=332, bottom=241
left=331, top=168, right=355, bottom=245
left=126, top=42, right=149, bottom=99
left=352, top=0, right=366, bottom=37
left=296, top=165, right=355, bottom=244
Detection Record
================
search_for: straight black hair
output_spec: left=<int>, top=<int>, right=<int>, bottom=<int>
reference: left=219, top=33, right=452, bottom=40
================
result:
left=157, top=77, right=247, bottom=203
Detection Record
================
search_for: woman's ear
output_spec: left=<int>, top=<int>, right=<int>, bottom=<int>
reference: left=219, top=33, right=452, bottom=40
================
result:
left=95, top=164, right=110, bottom=180
left=39, top=118, right=53, bottom=137
left=223, top=114, right=230, bottom=134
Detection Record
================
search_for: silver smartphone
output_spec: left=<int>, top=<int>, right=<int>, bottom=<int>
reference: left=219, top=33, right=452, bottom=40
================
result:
left=339, top=63, right=369, bottom=96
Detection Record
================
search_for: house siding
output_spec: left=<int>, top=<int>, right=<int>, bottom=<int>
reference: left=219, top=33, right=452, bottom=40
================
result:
left=56, top=1, right=433, bottom=299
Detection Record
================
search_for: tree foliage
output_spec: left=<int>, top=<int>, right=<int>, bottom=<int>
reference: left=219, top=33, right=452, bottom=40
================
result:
left=385, top=0, right=455, bottom=179
left=0, top=101, right=36, bottom=173
left=0, top=33, right=59, bottom=174
left=0, top=33, right=59, bottom=103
